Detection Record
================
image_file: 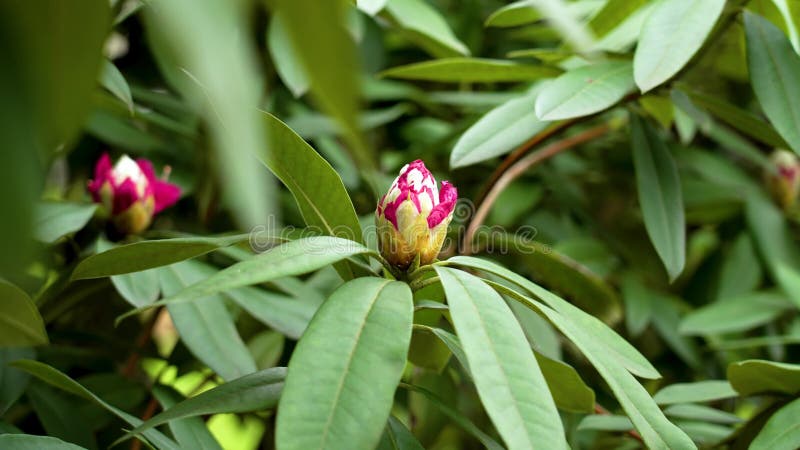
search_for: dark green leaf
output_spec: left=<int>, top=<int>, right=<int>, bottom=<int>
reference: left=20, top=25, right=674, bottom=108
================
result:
left=0, top=280, right=47, bottom=347
left=0, top=434, right=87, bottom=450
left=631, top=114, right=686, bottom=281
left=151, top=386, right=223, bottom=450
left=276, top=278, right=413, bottom=450
left=0, top=347, right=34, bottom=414
left=100, top=60, right=133, bottom=112
left=27, top=383, right=97, bottom=450
left=377, top=416, right=424, bottom=450
left=745, top=11, right=800, bottom=155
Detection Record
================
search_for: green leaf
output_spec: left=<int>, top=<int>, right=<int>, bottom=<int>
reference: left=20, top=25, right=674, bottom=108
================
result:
left=680, top=291, right=793, bottom=335
left=27, top=383, right=97, bottom=449
left=749, top=397, right=800, bottom=450
left=381, top=58, right=559, bottom=83
left=746, top=193, right=800, bottom=308
left=0, top=434, right=87, bottom=450
left=267, top=13, right=309, bottom=98
left=664, top=404, right=742, bottom=424
left=399, top=383, right=504, bottom=450
left=435, top=267, right=567, bottom=450
left=248, top=331, right=285, bottom=370
left=633, top=0, right=725, bottom=92
left=745, top=11, right=800, bottom=156
left=33, top=202, right=97, bottom=243
left=260, top=112, right=364, bottom=279
left=578, top=415, right=633, bottom=432
left=276, top=278, right=412, bottom=450
left=151, top=386, right=223, bottom=450
left=588, top=0, right=648, bottom=38
left=0, top=280, right=47, bottom=347
left=224, top=285, right=319, bottom=340
left=160, top=261, right=257, bottom=381
left=715, top=232, right=763, bottom=300
left=653, top=381, right=738, bottom=405
left=485, top=0, right=542, bottom=28
left=122, top=368, right=285, bottom=440
left=535, top=352, right=595, bottom=413
left=100, top=60, right=133, bottom=113
left=377, top=416, right=424, bottom=450
left=72, top=234, right=251, bottom=279
left=11, top=360, right=178, bottom=450
left=450, top=88, right=549, bottom=168
left=384, top=0, right=470, bottom=57
left=445, top=256, right=658, bottom=379
left=631, top=114, right=686, bottom=281
left=535, top=61, right=634, bottom=120
left=687, top=90, right=788, bottom=149
left=727, top=360, right=800, bottom=397
left=621, top=275, right=653, bottom=337
left=273, top=0, right=371, bottom=170
left=110, top=269, right=160, bottom=308
left=501, top=235, right=623, bottom=325
left=118, top=237, right=377, bottom=321
left=0, top=347, right=34, bottom=414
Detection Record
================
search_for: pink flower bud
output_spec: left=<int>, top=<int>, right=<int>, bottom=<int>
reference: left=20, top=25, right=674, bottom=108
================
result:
left=376, top=160, right=458, bottom=269
left=765, top=149, right=800, bottom=210
left=88, top=153, right=181, bottom=235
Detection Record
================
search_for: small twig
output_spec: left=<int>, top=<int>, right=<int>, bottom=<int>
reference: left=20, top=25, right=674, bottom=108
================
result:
left=121, top=307, right=163, bottom=379
left=462, top=124, right=610, bottom=254
left=594, top=403, right=644, bottom=444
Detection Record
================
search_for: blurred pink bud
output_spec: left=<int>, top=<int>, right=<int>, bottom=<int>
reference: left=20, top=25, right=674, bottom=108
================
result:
left=376, top=160, right=458, bottom=269
left=88, top=153, right=181, bottom=235
left=765, top=149, right=800, bottom=211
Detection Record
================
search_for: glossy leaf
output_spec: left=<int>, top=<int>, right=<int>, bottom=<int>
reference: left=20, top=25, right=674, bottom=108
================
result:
left=260, top=112, right=364, bottom=279
left=450, top=88, right=549, bottom=168
left=122, top=368, right=285, bottom=439
left=745, top=11, right=800, bottom=155
left=11, top=360, right=178, bottom=450
left=535, top=61, right=634, bottom=120
left=72, top=234, right=251, bottom=279
left=384, top=0, right=470, bottom=57
left=749, top=398, right=800, bottom=450
left=727, top=360, right=800, bottom=396
left=381, top=58, right=559, bottom=83
left=0, top=280, right=47, bottom=347
left=653, top=381, right=738, bottom=405
left=633, top=0, right=725, bottom=92
left=631, top=114, right=685, bottom=281
left=276, top=278, right=413, bottom=450
left=33, top=202, right=97, bottom=243
left=161, top=261, right=257, bottom=381
left=435, top=267, right=568, bottom=450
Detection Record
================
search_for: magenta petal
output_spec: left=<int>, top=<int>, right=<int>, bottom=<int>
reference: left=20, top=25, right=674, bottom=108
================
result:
left=113, top=178, right=140, bottom=214
left=152, top=180, right=181, bottom=214
left=427, top=181, right=458, bottom=228
left=88, top=153, right=113, bottom=200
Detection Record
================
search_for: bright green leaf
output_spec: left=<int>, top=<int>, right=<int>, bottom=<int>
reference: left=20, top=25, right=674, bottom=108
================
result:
left=653, top=381, right=738, bottom=405
left=727, top=359, right=800, bottom=396
left=750, top=397, right=800, bottom=450
left=33, top=202, right=97, bottom=244
left=384, top=0, right=470, bottom=57
left=535, top=61, right=634, bottom=120
left=381, top=58, right=560, bottom=83
left=100, top=60, right=133, bottom=112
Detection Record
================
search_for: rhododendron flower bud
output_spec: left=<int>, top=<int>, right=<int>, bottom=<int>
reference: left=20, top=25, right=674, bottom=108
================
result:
left=376, top=160, right=458, bottom=269
left=88, top=153, right=181, bottom=235
left=765, top=149, right=800, bottom=210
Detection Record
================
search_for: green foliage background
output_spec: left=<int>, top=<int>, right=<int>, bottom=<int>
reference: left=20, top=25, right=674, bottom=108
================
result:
left=2, top=0, right=800, bottom=449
